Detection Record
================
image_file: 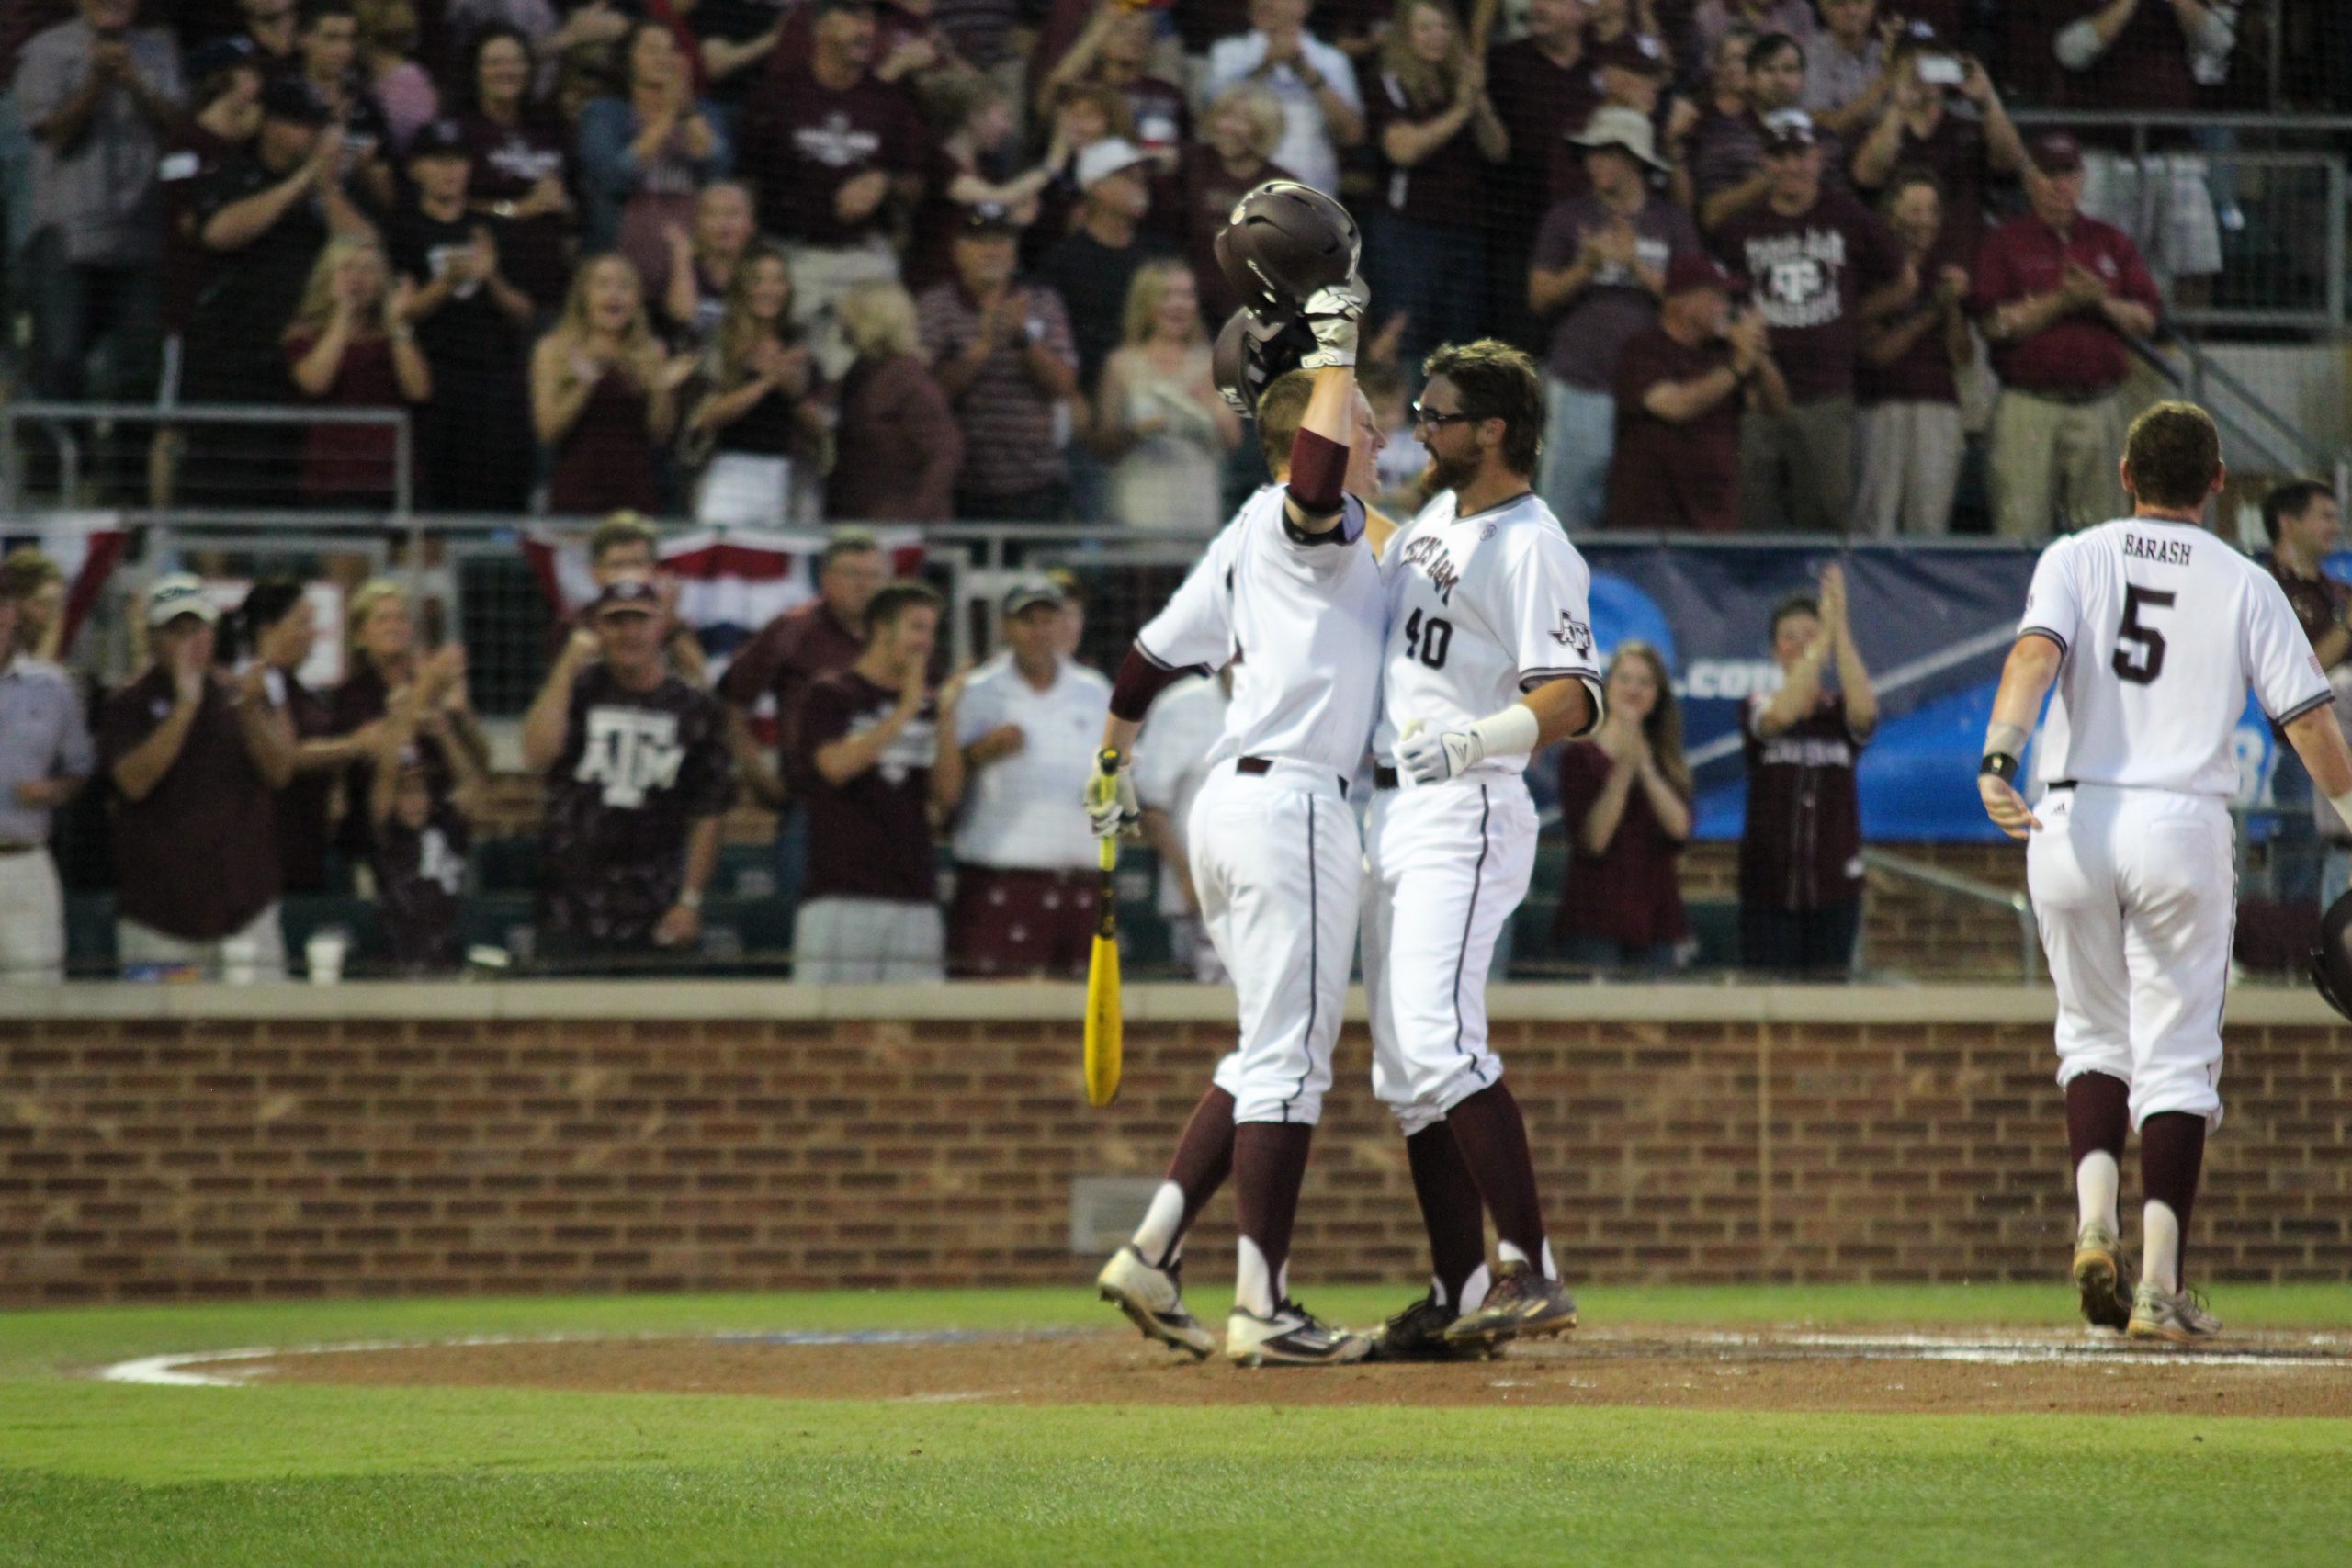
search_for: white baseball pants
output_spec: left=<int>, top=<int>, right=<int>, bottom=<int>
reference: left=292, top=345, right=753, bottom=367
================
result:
left=2029, top=783, right=2233, bottom=1130
left=1192, top=760, right=1362, bottom=1126
left=1363, top=774, right=1539, bottom=1136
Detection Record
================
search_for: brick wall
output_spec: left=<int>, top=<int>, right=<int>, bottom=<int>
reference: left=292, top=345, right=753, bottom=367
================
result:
left=5, top=994, right=2346, bottom=1304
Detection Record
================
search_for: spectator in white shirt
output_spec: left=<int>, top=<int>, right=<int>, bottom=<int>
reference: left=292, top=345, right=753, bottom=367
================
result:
left=948, top=578, right=1114, bottom=977
left=1202, top=0, right=1365, bottom=197
left=1132, top=668, right=1232, bottom=983
left=0, top=583, right=93, bottom=983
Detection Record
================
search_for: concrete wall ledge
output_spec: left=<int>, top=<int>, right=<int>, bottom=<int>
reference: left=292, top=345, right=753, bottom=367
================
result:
left=0, top=980, right=2340, bottom=1027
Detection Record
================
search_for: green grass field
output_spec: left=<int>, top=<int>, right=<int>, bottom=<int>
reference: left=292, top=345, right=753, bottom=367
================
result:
left=5, top=1285, right=2350, bottom=1567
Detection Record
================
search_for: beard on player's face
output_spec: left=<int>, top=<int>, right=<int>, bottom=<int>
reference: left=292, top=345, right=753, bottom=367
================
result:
left=1427, top=440, right=1480, bottom=495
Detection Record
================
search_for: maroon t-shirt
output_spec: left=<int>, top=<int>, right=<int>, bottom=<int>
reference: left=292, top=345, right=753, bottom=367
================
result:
left=1969, top=212, right=2162, bottom=395
left=1859, top=242, right=1966, bottom=406
left=456, top=112, right=572, bottom=310
left=284, top=329, right=407, bottom=498
left=717, top=598, right=868, bottom=771
left=1364, top=72, right=1489, bottom=230
left=742, top=64, right=933, bottom=247
left=1739, top=690, right=1870, bottom=913
left=1606, top=323, right=1740, bottom=533
left=1484, top=37, right=1601, bottom=237
left=1714, top=190, right=1904, bottom=403
left=538, top=664, right=735, bottom=947
left=372, top=801, right=469, bottom=972
left=795, top=671, right=940, bottom=904
left=97, top=668, right=282, bottom=942
left=1855, top=108, right=1991, bottom=264
left=268, top=668, right=336, bottom=894
left=1532, top=195, right=1700, bottom=391
left=2055, top=0, right=2199, bottom=126
left=1552, top=741, right=1691, bottom=948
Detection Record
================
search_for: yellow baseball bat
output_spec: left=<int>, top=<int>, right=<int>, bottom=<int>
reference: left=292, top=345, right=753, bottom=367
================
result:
left=1083, top=750, right=1125, bottom=1107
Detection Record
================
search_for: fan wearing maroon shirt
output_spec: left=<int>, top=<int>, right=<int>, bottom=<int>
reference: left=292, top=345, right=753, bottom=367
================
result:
left=1605, top=250, right=1786, bottom=533
left=1739, top=568, right=1877, bottom=977
left=1032, top=4, right=1188, bottom=170
left=521, top=577, right=735, bottom=963
left=368, top=684, right=488, bottom=975
left=792, top=581, right=969, bottom=982
left=717, top=531, right=890, bottom=927
left=1167, top=83, right=1294, bottom=326
left=1849, top=38, right=2028, bottom=263
left=739, top=0, right=934, bottom=377
left=1713, top=109, right=1911, bottom=534
left=1852, top=166, right=1971, bottom=537
left=1972, top=132, right=2161, bottom=540
left=1553, top=640, right=1692, bottom=972
left=1478, top=0, right=1598, bottom=351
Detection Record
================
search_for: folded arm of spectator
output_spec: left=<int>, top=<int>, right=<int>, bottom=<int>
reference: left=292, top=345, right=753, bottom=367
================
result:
left=815, top=671, right=926, bottom=786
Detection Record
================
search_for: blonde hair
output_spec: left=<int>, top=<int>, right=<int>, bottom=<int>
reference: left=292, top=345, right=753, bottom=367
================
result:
left=287, top=234, right=390, bottom=342
left=711, top=243, right=795, bottom=389
left=1608, top=639, right=1692, bottom=799
left=344, top=579, right=412, bottom=669
left=548, top=252, right=661, bottom=365
left=1121, top=261, right=1202, bottom=347
left=1205, top=82, right=1284, bottom=160
left=1379, top=0, right=1468, bottom=115
left=840, top=280, right=922, bottom=359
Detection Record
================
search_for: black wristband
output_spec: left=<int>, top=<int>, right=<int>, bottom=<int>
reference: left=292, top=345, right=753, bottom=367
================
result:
left=1979, top=751, right=2018, bottom=783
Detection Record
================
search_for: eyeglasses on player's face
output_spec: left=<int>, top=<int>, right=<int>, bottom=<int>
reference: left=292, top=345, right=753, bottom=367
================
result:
left=1410, top=402, right=1475, bottom=431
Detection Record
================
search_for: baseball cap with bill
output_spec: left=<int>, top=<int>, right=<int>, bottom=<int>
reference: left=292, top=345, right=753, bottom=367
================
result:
left=591, top=577, right=662, bottom=617
left=1001, top=578, right=1066, bottom=616
left=1569, top=105, right=1670, bottom=172
left=1760, top=108, right=1817, bottom=153
left=1076, top=137, right=1152, bottom=190
left=962, top=200, right=1019, bottom=234
left=407, top=118, right=468, bottom=159
left=1663, top=251, right=1742, bottom=299
left=144, top=574, right=220, bottom=627
left=2030, top=131, right=2084, bottom=174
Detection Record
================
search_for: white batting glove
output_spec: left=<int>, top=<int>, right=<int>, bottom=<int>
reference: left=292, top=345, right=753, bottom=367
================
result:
left=1084, top=761, right=1140, bottom=840
left=1298, top=275, right=1366, bottom=370
left=1396, top=722, right=1480, bottom=785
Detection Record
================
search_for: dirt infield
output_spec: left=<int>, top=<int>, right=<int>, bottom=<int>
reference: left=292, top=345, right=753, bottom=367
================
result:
left=136, top=1325, right=2352, bottom=1419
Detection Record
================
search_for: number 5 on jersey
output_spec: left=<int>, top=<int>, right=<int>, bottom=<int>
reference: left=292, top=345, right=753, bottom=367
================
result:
left=2113, top=585, right=2174, bottom=684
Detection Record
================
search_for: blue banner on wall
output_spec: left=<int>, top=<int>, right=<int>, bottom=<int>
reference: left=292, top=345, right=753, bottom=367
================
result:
left=1575, top=539, right=2288, bottom=843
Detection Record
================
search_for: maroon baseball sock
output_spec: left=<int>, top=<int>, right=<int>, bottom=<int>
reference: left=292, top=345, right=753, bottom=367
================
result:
left=1407, top=1123, right=1489, bottom=1311
left=2064, top=1072, right=2131, bottom=1167
left=1232, top=1122, right=1314, bottom=1316
left=2141, top=1111, right=2207, bottom=1282
left=1444, top=1084, right=1551, bottom=1276
left=1135, top=1086, right=1235, bottom=1269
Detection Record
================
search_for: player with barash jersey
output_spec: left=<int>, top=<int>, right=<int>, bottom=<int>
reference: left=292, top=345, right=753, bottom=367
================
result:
left=1362, top=339, right=1606, bottom=1359
left=1978, top=401, right=2352, bottom=1343
left=1084, top=265, right=1389, bottom=1364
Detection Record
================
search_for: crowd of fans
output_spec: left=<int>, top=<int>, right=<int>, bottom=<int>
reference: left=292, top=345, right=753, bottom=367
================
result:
left=1, top=0, right=2313, bottom=536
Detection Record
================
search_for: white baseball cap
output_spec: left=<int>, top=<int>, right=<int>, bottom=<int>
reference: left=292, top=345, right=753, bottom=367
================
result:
left=144, top=573, right=220, bottom=627
left=1075, top=137, right=1152, bottom=190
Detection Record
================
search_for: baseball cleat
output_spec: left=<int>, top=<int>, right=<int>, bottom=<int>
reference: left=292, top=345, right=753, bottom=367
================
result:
left=2127, top=1280, right=2222, bottom=1346
left=2070, top=1220, right=2134, bottom=1332
left=1365, top=1292, right=1498, bottom=1362
left=1096, top=1246, right=1215, bottom=1359
left=1442, top=1259, right=1578, bottom=1348
left=1226, top=1300, right=1373, bottom=1368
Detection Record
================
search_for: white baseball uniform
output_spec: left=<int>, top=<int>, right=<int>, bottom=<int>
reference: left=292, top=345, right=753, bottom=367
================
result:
left=1133, top=485, right=1387, bottom=1125
left=2018, top=515, right=2332, bottom=1130
left=1364, top=488, right=1602, bottom=1135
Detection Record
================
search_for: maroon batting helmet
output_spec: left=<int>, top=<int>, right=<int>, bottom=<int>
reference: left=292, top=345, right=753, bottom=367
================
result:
left=1212, top=308, right=1316, bottom=417
left=1214, top=181, right=1361, bottom=321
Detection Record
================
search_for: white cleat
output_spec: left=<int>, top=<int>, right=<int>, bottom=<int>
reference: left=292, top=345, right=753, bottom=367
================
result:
left=2126, top=1280, right=2222, bottom=1346
left=1225, top=1300, right=1373, bottom=1369
left=1096, top=1246, right=1215, bottom=1359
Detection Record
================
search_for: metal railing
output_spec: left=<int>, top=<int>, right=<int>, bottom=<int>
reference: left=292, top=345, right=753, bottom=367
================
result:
left=1, top=400, right=414, bottom=517
left=1861, top=848, right=2041, bottom=984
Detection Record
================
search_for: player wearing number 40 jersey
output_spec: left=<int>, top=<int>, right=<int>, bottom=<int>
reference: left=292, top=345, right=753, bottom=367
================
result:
left=1979, top=401, right=2352, bottom=1346
left=1362, top=340, right=1606, bottom=1359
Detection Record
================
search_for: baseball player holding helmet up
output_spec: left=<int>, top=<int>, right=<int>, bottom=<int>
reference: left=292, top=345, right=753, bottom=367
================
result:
left=1088, top=181, right=1392, bottom=1368
left=1980, top=401, right=2352, bottom=1343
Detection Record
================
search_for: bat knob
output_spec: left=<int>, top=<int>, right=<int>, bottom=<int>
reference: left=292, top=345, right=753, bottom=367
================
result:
left=1096, top=747, right=1122, bottom=777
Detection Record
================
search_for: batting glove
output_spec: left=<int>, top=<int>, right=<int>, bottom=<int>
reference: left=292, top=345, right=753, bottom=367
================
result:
left=1298, top=274, right=1366, bottom=370
left=1084, top=761, right=1140, bottom=840
left=1396, top=722, right=1480, bottom=785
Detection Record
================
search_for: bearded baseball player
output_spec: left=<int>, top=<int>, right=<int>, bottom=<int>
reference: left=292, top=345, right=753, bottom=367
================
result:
left=1362, top=339, right=1604, bottom=1358
left=1087, top=189, right=1390, bottom=1369
left=1978, top=401, right=2352, bottom=1343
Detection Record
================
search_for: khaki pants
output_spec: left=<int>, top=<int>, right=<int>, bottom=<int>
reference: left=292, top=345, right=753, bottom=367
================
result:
left=1739, top=396, right=1854, bottom=534
left=0, top=848, right=64, bottom=984
left=119, top=902, right=285, bottom=983
left=1990, top=387, right=2128, bottom=540
left=785, top=238, right=902, bottom=381
left=1853, top=400, right=1963, bottom=537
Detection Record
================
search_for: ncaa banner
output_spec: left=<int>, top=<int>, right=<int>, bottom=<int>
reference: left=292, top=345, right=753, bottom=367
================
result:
left=1574, top=538, right=2292, bottom=843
